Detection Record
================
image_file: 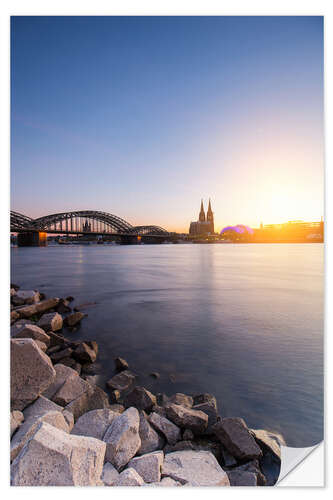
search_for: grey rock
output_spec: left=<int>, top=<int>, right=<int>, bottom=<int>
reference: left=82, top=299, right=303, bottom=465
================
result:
left=128, top=450, right=164, bottom=483
left=193, top=399, right=218, bottom=431
left=251, top=429, right=285, bottom=461
left=50, top=347, right=73, bottom=363
left=62, top=410, right=74, bottom=431
left=35, top=340, right=47, bottom=352
left=183, top=429, right=194, bottom=440
left=213, top=418, right=262, bottom=461
left=148, top=412, right=181, bottom=445
left=73, top=342, right=97, bottom=363
left=221, top=447, right=237, bottom=467
left=162, top=450, right=230, bottom=486
left=42, top=363, right=78, bottom=400
left=124, top=386, right=156, bottom=411
left=109, top=404, right=125, bottom=414
left=164, top=438, right=221, bottom=461
left=138, top=410, right=165, bottom=455
left=113, top=468, right=144, bottom=486
left=103, top=407, right=141, bottom=470
left=114, top=357, right=129, bottom=371
left=169, top=393, right=193, bottom=408
left=12, top=324, right=51, bottom=347
left=106, top=370, right=136, bottom=391
left=227, top=470, right=258, bottom=486
left=71, top=409, right=118, bottom=440
left=151, top=405, right=167, bottom=417
left=52, top=374, right=91, bottom=407
left=16, top=290, right=40, bottom=304
left=64, top=384, right=110, bottom=421
left=10, top=310, right=20, bottom=324
left=165, top=403, right=208, bottom=434
left=11, top=338, right=56, bottom=411
left=64, top=311, right=85, bottom=327
left=11, top=421, right=106, bottom=486
left=156, top=393, right=169, bottom=406
left=10, top=411, right=24, bottom=437
left=10, top=319, right=34, bottom=337
left=102, top=462, right=119, bottom=485
left=37, top=312, right=63, bottom=332
left=11, top=409, right=69, bottom=462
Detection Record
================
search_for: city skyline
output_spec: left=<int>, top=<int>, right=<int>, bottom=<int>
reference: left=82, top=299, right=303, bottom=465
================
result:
left=11, top=16, right=323, bottom=233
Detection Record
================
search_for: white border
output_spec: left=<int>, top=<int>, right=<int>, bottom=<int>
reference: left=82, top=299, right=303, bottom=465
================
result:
left=1, top=1, right=331, bottom=496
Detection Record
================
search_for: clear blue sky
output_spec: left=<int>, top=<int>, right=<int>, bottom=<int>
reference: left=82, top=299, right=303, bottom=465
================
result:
left=11, top=16, right=323, bottom=231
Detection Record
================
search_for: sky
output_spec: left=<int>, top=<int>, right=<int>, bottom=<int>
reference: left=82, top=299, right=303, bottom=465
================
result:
left=11, top=16, right=324, bottom=233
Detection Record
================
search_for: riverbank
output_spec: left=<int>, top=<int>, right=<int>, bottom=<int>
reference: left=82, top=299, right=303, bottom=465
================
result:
left=10, top=283, right=285, bottom=486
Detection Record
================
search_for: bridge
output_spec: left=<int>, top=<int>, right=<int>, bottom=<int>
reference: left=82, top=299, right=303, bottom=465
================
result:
left=10, top=210, right=171, bottom=245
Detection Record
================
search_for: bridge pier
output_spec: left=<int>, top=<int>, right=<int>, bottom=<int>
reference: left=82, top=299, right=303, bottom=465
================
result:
left=17, top=232, right=47, bottom=247
left=119, top=235, right=140, bottom=245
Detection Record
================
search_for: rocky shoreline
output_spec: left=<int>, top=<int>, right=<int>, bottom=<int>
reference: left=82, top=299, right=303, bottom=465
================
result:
left=10, top=285, right=285, bottom=487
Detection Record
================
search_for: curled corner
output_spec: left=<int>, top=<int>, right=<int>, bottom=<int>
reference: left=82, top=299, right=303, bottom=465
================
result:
left=277, top=441, right=324, bottom=485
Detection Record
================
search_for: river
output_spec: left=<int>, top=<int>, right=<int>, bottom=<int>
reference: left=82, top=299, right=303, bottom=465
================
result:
left=11, top=243, right=324, bottom=447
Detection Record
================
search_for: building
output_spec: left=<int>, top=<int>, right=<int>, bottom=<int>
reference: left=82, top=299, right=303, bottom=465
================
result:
left=189, top=199, right=215, bottom=235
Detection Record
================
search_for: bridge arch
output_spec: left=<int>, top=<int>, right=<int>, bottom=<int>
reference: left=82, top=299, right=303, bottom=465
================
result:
left=31, top=210, right=133, bottom=233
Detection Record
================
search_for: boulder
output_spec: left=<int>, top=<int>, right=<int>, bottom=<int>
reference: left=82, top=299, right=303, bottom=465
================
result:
left=50, top=347, right=73, bottom=363
left=17, top=298, right=60, bottom=319
left=56, top=356, right=76, bottom=368
left=72, top=342, right=96, bottom=363
left=128, top=451, right=164, bottom=483
left=11, top=421, right=106, bottom=486
left=151, top=405, right=167, bottom=417
left=164, top=438, right=221, bottom=461
left=110, top=389, right=121, bottom=403
left=47, top=331, right=67, bottom=347
left=10, top=411, right=24, bottom=437
left=232, top=460, right=267, bottom=485
left=213, top=418, right=262, bottom=461
left=71, top=409, right=118, bottom=440
left=64, top=384, right=110, bottom=421
left=56, top=299, right=72, bottom=314
left=62, top=410, right=74, bottom=431
left=10, top=319, right=33, bottom=336
left=64, top=311, right=85, bottom=327
left=148, top=412, right=181, bottom=445
left=227, top=470, right=258, bottom=486
left=11, top=283, right=20, bottom=291
left=251, top=429, right=284, bottom=461
left=52, top=373, right=91, bottom=407
left=35, top=341, right=47, bottom=352
left=10, top=311, right=20, bottom=324
left=138, top=410, right=165, bottom=455
left=11, top=339, right=56, bottom=411
left=11, top=406, right=69, bottom=462
left=16, top=290, right=40, bottom=304
left=114, top=357, right=129, bottom=371
left=102, top=462, right=119, bottom=486
left=183, top=429, right=194, bottom=440
left=37, top=312, right=63, bottom=332
left=124, top=386, right=156, bottom=411
left=109, top=404, right=125, bottom=414
left=162, top=450, right=230, bottom=486
left=193, top=398, right=218, bottom=431
left=113, top=468, right=144, bottom=486
left=103, top=407, right=141, bottom=470
left=42, top=364, right=78, bottom=400
left=165, top=403, right=208, bottom=434
left=221, top=447, right=237, bottom=467
left=156, top=393, right=170, bottom=406
left=169, top=393, right=193, bottom=408
left=106, top=370, right=136, bottom=391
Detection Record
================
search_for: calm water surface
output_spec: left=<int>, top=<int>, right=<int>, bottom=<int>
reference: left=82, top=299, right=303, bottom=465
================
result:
left=11, top=243, right=323, bottom=447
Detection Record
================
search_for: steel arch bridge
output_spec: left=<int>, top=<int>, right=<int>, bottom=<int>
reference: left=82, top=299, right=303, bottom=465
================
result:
left=10, top=210, right=170, bottom=237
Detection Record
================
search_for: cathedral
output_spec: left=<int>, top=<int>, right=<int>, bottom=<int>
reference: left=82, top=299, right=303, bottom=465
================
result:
left=189, top=199, right=215, bottom=235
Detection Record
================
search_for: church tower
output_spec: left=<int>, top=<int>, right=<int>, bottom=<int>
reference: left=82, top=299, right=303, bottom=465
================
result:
left=199, top=199, right=206, bottom=222
left=206, top=198, right=214, bottom=233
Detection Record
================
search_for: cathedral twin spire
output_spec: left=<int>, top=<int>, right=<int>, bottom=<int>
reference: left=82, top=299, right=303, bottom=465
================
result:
left=199, top=199, right=213, bottom=222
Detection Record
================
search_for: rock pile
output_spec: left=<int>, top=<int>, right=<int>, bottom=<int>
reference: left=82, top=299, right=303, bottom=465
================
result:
left=10, top=285, right=285, bottom=487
